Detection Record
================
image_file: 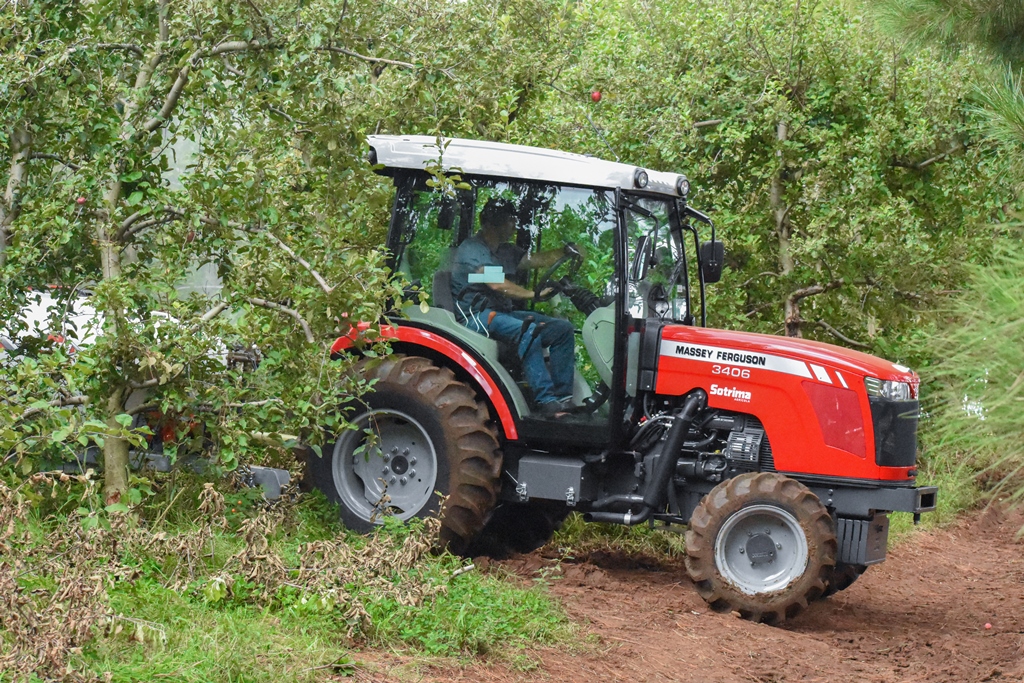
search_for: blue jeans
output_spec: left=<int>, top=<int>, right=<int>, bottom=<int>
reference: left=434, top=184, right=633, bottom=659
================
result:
left=461, top=309, right=575, bottom=404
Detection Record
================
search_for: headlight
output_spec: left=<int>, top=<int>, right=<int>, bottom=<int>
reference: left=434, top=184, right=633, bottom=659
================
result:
left=864, top=377, right=912, bottom=401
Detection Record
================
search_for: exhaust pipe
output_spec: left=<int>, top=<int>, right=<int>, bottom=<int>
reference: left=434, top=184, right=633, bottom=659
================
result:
left=584, top=390, right=706, bottom=526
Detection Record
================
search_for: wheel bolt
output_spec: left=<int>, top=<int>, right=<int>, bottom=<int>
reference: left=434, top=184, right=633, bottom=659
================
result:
left=383, top=453, right=391, bottom=462
left=739, top=548, right=744, bottom=554
left=382, top=467, right=390, bottom=475
left=409, top=457, right=417, bottom=465
left=765, top=529, right=771, bottom=535
left=408, top=469, right=416, bottom=477
left=400, top=477, right=407, bottom=485
left=389, top=476, right=396, bottom=484
left=776, top=543, right=782, bottom=549
left=391, top=446, right=399, bottom=453
left=402, top=448, right=410, bottom=456
left=747, top=531, right=753, bottom=537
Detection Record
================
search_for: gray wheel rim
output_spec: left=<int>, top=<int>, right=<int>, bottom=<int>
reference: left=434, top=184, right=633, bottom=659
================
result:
left=713, top=504, right=809, bottom=595
left=331, top=408, right=438, bottom=523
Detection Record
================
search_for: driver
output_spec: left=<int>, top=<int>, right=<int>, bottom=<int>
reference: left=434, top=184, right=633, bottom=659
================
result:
left=451, top=198, right=579, bottom=415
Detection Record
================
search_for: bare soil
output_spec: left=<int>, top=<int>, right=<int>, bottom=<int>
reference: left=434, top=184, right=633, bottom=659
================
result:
left=357, top=508, right=1024, bottom=682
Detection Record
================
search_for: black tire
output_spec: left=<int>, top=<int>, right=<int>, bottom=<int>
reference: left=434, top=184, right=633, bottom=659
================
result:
left=822, top=562, right=867, bottom=597
left=685, top=472, right=837, bottom=624
left=468, top=502, right=570, bottom=557
left=307, top=355, right=502, bottom=554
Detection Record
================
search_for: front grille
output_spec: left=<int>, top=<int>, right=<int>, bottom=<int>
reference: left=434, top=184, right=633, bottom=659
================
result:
left=869, top=398, right=919, bottom=467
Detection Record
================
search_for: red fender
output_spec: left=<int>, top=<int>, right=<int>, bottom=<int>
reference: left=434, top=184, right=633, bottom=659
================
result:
left=331, top=323, right=518, bottom=440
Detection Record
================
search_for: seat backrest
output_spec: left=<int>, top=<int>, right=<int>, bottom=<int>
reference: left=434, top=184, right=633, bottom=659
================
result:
left=432, top=270, right=455, bottom=312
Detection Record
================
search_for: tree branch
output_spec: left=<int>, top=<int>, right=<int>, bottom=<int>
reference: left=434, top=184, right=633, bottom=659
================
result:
left=196, top=398, right=282, bottom=412
left=318, top=45, right=416, bottom=70
left=158, top=0, right=169, bottom=42
left=200, top=301, right=230, bottom=322
left=247, top=297, right=315, bottom=343
left=221, top=56, right=245, bottom=78
left=785, top=280, right=841, bottom=338
left=117, top=208, right=183, bottom=241
left=1, top=122, right=31, bottom=269
left=18, top=395, right=89, bottom=422
left=29, top=152, right=81, bottom=171
left=693, top=119, right=722, bottom=129
left=916, top=141, right=964, bottom=169
left=129, top=378, right=162, bottom=390
left=788, top=280, right=841, bottom=304
left=812, top=320, right=870, bottom=349
left=96, top=43, right=144, bottom=58
left=250, top=228, right=334, bottom=294
left=267, top=105, right=308, bottom=125
left=143, top=41, right=263, bottom=133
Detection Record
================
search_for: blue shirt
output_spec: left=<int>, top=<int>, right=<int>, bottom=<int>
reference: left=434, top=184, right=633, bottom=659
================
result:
left=450, top=234, right=525, bottom=317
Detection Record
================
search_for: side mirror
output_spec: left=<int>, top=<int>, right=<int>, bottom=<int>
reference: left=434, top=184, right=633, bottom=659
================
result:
left=700, top=240, right=725, bottom=283
left=630, top=235, right=652, bottom=282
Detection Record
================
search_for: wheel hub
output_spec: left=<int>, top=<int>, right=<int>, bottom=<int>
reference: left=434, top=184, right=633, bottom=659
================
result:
left=391, top=454, right=410, bottom=475
left=331, top=408, right=438, bottom=523
left=714, top=504, right=809, bottom=595
left=745, top=533, right=777, bottom=565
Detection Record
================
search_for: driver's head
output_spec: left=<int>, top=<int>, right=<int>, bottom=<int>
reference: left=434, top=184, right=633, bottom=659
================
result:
left=479, top=198, right=517, bottom=242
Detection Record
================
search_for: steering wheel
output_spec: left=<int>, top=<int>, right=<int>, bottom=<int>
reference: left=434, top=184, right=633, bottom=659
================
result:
left=534, top=250, right=583, bottom=302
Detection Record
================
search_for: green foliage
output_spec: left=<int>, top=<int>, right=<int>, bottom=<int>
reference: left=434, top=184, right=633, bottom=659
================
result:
left=517, top=0, right=1019, bottom=365
left=916, top=240, right=1024, bottom=508
left=0, top=0, right=589, bottom=490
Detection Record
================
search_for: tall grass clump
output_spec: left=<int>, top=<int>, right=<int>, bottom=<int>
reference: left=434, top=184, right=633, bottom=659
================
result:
left=917, top=239, right=1024, bottom=512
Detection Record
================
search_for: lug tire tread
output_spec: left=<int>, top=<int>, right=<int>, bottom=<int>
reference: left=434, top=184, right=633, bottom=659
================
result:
left=685, top=472, right=837, bottom=625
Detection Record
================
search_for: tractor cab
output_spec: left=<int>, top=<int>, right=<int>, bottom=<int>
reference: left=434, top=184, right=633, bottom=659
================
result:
left=376, top=136, right=716, bottom=448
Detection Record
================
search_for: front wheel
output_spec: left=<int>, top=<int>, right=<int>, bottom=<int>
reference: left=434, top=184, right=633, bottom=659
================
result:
left=685, top=473, right=837, bottom=624
left=307, top=355, right=502, bottom=554
left=822, top=562, right=868, bottom=597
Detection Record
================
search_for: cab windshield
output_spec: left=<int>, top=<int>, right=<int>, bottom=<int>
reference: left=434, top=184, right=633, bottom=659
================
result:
left=624, top=196, right=692, bottom=324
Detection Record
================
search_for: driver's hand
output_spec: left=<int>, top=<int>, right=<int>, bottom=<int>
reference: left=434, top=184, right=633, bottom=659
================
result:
left=536, top=287, right=555, bottom=299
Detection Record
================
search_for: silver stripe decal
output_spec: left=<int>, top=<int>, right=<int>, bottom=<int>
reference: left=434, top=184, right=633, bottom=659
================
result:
left=810, top=364, right=832, bottom=384
left=659, top=340, right=813, bottom=379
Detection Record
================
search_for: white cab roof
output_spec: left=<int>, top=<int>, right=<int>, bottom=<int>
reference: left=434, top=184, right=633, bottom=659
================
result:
left=367, top=135, right=686, bottom=197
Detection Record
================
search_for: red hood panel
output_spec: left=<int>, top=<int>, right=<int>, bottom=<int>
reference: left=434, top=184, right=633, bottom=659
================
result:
left=660, top=325, right=914, bottom=381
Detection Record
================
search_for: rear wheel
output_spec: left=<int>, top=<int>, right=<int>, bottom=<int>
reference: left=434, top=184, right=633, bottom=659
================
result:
left=685, top=472, right=836, bottom=624
left=307, top=355, right=502, bottom=554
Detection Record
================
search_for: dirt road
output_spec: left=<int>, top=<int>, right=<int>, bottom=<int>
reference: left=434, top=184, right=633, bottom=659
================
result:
left=365, top=508, right=1024, bottom=682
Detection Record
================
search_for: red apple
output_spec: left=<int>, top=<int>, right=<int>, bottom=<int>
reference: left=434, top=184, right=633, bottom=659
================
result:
left=75, top=196, right=86, bottom=205
left=591, top=90, right=602, bottom=102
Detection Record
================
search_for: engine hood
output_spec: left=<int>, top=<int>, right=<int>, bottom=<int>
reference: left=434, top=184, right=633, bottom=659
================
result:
left=660, top=325, right=916, bottom=382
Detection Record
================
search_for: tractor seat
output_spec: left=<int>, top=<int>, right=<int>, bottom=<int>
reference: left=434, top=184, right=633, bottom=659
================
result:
left=431, top=270, right=530, bottom=391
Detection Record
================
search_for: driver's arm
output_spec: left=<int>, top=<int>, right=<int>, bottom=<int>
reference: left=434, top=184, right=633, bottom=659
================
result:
left=518, top=242, right=587, bottom=271
left=487, top=279, right=539, bottom=300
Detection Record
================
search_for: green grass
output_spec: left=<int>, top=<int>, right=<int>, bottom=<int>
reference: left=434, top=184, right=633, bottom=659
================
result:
left=548, top=512, right=687, bottom=561
left=1, top=477, right=572, bottom=683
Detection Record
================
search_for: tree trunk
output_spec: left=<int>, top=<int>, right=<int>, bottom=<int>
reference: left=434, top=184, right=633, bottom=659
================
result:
left=102, top=387, right=130, bottom=504
left=1, top=123, right=32, bottom=269
left=771, top=121, right=801, bottom=336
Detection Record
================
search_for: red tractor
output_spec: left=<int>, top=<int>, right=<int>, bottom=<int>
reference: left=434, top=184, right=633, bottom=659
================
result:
left=309, top=136, right=936, bottom=623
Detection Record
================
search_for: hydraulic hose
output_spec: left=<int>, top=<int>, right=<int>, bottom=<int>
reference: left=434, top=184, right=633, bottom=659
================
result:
left=584, top=389, right=706, bottom=526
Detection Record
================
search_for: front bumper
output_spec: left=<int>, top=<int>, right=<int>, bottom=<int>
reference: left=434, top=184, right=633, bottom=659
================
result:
left=811, top=484, right=937, bottom=565
left=810, top=483, right=938, bottom=519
